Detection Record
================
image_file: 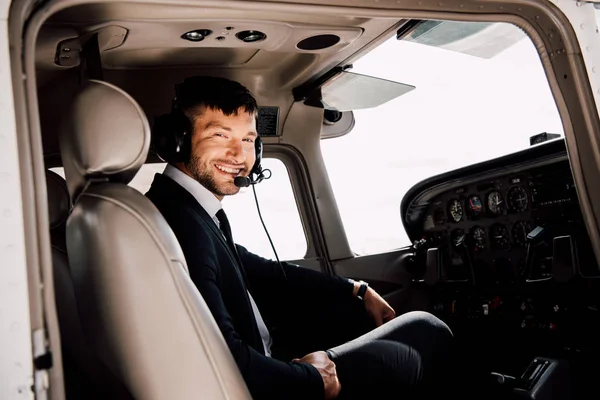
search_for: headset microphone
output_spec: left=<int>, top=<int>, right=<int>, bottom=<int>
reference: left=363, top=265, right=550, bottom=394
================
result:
left=233, top=169, right=271, bottom=188
left=234, top=176, right=252, bottom=188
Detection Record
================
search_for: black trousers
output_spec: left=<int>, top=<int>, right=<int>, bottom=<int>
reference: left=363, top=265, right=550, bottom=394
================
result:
left=326, top=311, right=454, bottom=399
left=272, top=307, right=454, bottom=400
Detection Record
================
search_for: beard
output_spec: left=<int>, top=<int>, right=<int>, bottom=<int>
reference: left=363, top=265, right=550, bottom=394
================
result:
left=185, top=152, right=241, bottom=197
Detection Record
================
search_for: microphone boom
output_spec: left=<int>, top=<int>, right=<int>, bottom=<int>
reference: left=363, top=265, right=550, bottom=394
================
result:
left=234, top=176, right=252, bottom=188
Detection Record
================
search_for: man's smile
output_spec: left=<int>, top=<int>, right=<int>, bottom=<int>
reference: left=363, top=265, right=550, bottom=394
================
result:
left=215, top=164, right=243, bottom=175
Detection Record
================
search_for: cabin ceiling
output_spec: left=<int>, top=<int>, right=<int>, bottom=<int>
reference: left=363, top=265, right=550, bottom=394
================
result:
left=36, top=2, right=406, bottom=90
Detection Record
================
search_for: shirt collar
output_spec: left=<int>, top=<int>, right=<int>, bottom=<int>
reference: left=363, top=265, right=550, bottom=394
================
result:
left=163, top=164, right=223, bottom=222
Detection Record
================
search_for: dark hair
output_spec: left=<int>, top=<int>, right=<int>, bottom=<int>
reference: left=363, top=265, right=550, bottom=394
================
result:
left=174, top=76, right=258, bottom=124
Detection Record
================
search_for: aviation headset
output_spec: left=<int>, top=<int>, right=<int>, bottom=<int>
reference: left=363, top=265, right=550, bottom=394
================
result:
left=151, top=93, right=264, bottom=181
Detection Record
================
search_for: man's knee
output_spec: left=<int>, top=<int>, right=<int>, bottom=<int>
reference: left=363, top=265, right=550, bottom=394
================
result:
left=384, top=310, right=454, bottom=378
left=387, top=310, right=453, bottom=345
left=401, top=311, right=459, bottom=395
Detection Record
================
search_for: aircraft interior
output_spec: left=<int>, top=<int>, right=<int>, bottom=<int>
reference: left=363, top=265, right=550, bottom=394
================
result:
left=13, top=0, right=600, bottom=399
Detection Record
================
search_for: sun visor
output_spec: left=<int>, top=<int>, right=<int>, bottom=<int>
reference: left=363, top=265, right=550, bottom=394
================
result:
left=320, top=71, right=415, bottom=111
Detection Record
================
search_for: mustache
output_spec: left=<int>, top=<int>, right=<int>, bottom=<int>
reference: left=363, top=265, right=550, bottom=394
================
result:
left=213, top=159, right=247, bottom=169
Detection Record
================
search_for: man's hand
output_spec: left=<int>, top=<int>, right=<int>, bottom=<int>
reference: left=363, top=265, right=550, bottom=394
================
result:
left=292, top=351, right=341, bottom=399
left=364, top=287, right=396, bottom=326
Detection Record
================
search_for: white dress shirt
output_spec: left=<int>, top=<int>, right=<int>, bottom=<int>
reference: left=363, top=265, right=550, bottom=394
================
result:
left=163, top=165, right=273, bottom=357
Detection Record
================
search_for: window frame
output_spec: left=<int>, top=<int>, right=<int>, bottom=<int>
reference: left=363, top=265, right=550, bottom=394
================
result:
left=223, top=153, right=310, bottom=262
left=263, top=145, right=334, bottom=266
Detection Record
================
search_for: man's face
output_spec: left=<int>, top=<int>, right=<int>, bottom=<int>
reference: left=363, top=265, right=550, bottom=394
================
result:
left=181, top=107, right=257, bottom=200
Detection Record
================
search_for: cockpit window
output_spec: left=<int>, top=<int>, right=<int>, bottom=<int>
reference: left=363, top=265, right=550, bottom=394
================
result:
left=402, top=20, right=527, bottom=59
left=321, top=20, right=563, bottom=255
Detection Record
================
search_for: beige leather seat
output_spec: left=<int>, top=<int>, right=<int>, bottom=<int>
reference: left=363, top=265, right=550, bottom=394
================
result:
left=47, top=169, right=133, bottom=399
left=58, top=80, right=251, bottom=400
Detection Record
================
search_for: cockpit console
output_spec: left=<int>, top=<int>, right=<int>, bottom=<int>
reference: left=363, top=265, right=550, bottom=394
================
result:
left=401, top=139, right=600, bottom=394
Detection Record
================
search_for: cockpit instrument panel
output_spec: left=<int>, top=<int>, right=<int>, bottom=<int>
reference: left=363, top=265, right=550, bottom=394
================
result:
left=401, top=139, right=599, bottom=286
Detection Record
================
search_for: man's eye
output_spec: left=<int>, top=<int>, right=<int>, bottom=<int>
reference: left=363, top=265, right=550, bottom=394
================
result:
left=243, top=138, right=255, bottom=143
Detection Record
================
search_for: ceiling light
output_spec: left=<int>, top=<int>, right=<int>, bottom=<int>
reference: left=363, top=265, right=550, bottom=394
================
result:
left=236, top=30, right=266, bottom=43
left=181, top=29, right=212, bottom=42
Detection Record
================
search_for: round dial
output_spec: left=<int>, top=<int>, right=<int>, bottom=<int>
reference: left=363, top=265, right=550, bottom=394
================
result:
left=511, top=221, right=532, bottom=247
left=490, top=223, right=510, bottom=249
left=448, top=199, right=463, bottom=222
left=467, top=195, right=483, bottom=218
left=487, top=191, right=506, bottom=215
left=507, top=185, right=528, bottom=213
left=471, top=226, right=487, bottom=251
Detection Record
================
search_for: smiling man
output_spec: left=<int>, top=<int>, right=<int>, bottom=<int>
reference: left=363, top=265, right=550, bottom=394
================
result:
left=182, top=112, right=256, bottom=198
left=145, top=76, right=455, bottom=400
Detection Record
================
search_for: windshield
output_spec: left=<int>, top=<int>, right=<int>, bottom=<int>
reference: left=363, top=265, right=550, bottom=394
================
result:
left=321, top=20, right=564, bottom=254
left=351, top=21, right=564, bottom=170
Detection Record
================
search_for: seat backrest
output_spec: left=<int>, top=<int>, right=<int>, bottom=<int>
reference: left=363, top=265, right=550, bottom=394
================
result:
left=58, top=80, right=251, bottom=400
left=47, top=169, right=134, bottom=400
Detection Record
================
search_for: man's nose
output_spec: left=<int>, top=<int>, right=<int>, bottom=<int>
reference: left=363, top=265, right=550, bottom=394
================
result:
left=226, top=140, right=246, bottom=162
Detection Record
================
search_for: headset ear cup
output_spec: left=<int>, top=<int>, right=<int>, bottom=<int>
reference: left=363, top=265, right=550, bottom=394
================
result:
left=179, top=130, right=191, bottom=164
left=151, top=106, right=191, bottom=164
left=174, top=106, right=192, bottom=164
left=151, top=113, right=178, bottom=163
left=252, top=136, right=263, bottom=176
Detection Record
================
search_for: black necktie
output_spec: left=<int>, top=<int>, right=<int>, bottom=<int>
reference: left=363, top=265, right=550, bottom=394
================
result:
left=216, top=209, right=248, bottom=285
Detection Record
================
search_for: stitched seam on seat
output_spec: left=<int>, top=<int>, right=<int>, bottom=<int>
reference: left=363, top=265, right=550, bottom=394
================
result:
left=81, top=192, right=235, bottom=399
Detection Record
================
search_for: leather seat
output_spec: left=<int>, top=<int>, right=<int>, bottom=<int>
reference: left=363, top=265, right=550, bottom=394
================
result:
left=58, top=80, right=251, bottom=400
left=47, top=169, right=133, bottom=399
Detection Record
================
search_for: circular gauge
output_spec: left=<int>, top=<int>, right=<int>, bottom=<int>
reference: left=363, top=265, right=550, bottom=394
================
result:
left=487, top=191, right=506, bottom=215
left=490, top=223, right=510, bottom=249
left=448, top=199, right=463, bottom=222
left=511, top=221, right=532, bottom=247
left=471, top=226, right=487, bottom=251
left=466, top=195, right=483, bottom=218
left=507, top=185, right=528, bottom=213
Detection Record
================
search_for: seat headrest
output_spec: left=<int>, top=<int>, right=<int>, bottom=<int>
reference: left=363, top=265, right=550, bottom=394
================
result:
left=46, top=170, right=71, bottom=229
left=59, top=80, right=150, bottom=200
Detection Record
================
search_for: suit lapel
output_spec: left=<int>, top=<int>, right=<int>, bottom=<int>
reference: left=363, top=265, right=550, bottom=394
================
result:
left=198, top=212, right=248, bottom=284
left=150, top=174, right=246, bottom=283
left=189, top=205, right=246, bottom=282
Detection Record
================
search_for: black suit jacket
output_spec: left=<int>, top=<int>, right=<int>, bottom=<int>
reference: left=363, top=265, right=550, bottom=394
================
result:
left=146, top=173, right=361, bottom=400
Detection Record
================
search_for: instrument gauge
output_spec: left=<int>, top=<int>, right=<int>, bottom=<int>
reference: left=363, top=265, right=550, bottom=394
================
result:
left=466, top=195, right=483, bottom=218
left=471, top=226, right=487, bottom=251
left=507, top=185, right=528, bottom=213
left=448, top=199, right=463, bottom=222
left=486, top=191, right=506, bottom=215
left=490, top=224, right=510, bottom=249
left=511, top=221, right=532, bottom=247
